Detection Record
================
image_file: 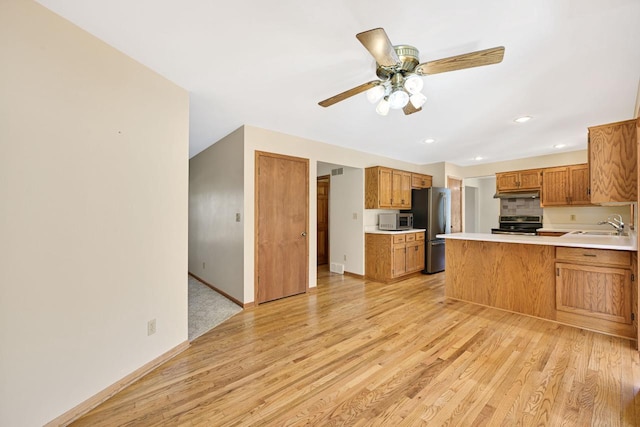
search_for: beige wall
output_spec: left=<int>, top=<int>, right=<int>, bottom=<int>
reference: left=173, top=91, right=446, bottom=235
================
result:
left=189, top=128, right=244, bottom=301
left=242, top=126, right=428, bottom=303
left=452, top=150, right=588, bottom=179
left=0, top=2, right=189, bottom=425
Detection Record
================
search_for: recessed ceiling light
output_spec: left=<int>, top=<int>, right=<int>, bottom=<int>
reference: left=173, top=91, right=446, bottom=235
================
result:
left=514, top=116, right=532, bottom=123
left=554, top=144, right=566, bottom=149
left=423, top=138, right=436, bottom=144
left=473, top=156, right=483, bottom=161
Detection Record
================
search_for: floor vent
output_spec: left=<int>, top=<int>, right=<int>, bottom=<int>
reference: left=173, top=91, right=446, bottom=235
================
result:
left=330, top=263, right=345, bottom=274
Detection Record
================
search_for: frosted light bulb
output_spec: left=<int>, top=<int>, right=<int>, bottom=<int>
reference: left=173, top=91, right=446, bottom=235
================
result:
left=403, top=75, right=424, bottom=95
left=388, top=89, right=409, bottom=109
left=366, top=85, right=385, bottom=104
left=376, top=98, right=390, bottom=116
left=409, top=92, right=427, bottom=109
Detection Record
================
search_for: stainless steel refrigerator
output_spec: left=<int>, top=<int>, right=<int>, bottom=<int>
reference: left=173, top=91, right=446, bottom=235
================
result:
left=405, top=187, right=451, bottom=273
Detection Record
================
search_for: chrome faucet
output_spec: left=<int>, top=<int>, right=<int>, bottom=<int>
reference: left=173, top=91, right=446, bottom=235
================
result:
left=598, top=214, right=624, bottom=235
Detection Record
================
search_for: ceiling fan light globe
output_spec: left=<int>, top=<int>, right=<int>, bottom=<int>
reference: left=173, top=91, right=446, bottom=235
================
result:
left=388, top=89, right=409, bottom=109
left=409, top=92, right=427, bottom=109
left=403, top=75, right=424, bottom=95
left=376, top=98, right=390, bottom=116
left=366, top=85, right=385, bottom=104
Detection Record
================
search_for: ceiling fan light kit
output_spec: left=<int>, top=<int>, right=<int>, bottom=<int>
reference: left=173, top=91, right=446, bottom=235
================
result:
left=366, top=85, right=386, bottom=104
left=410, top=92, right=427, bottom=109
left=375, top=97, right=391, bottom=116
left=318, top=28, right=505, bottom=117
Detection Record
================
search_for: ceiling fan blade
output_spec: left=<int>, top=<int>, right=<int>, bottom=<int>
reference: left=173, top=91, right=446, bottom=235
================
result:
left=403, top=103, right=422, bottom=115
left=415, top=46, right=505, bottom=76
left=318, top=80, right=380, bottom=107
left=356, top=28, right=399, bottom=67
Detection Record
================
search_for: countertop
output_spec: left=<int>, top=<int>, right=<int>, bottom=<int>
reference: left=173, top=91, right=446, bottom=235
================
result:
left=437, top=231, right=637, bottom=251
left=365, top=227, right=426, bottom=235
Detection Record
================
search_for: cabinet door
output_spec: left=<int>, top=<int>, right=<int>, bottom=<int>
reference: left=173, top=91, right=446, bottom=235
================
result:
left=556, top=263, right=632, bottom=324
left=411, top=173, right=433, bottom=189
left=589, top=120, right=637, bottom=203
left=518, top=169, right=542, bottom=189
left=392, top=244, right=406, bottom=277
left=378, top=168, right=393, bottom=208
left=541, top=167, right=569, bottom=206
left=392, top=170, right=412, bottom=208
left=405, top=241, right=422, bottom=273
left=496, top=172, right=520, bottom=191
left=568, top=164, right=591, bottom=205
left=415, top=240, right=425, bottom=271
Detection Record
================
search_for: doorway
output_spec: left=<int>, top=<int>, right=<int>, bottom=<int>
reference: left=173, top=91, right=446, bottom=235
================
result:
left=317, top=175, right=329, bottom=265
left=255, top=151, right=309, bottom=304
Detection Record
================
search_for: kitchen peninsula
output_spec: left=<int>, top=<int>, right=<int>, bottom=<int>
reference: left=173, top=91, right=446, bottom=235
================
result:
left=440, top=232, right=638, bottom=340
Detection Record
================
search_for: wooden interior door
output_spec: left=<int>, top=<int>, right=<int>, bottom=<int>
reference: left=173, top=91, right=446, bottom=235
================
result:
left=256, top=152, right=309, bottom=304
left=317, top=176, right=329, bottom=265
left=448, top=176, right=462, bottom=233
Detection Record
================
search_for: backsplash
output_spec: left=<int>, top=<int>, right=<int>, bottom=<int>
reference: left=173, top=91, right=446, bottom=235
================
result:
left=500, top=198, right=543, bottom=216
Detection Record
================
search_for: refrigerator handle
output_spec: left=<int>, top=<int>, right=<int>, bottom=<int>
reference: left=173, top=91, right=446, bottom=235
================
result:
left=442, top=194, right=447, bottom=232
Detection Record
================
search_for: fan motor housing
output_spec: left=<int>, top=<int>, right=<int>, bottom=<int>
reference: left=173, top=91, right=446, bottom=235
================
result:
left=376, top=45, right=420, bottom=80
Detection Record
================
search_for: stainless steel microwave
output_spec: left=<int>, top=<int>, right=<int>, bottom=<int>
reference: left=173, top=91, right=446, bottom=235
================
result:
left=378, top=213, right=413, bottom=231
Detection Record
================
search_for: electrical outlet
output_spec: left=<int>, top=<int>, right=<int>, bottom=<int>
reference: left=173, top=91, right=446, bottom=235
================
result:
left=570, top=214, right=576, bottom=221
left=343, top=255, right=347, bottom=261
left=236, top=213, right=241, bottom=222
left=147, top=319, right=156, bottom=336
left=352, top=213, right=357, bottom=220
left=202, top=262, right=205, bottom=269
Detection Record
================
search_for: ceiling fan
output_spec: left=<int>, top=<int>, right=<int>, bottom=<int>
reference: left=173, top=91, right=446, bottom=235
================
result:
left=318, top=28, right=505, bottom=116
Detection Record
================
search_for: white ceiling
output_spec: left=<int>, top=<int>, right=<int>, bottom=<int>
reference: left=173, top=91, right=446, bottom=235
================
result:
left=37, top=0, right=640, bottom=166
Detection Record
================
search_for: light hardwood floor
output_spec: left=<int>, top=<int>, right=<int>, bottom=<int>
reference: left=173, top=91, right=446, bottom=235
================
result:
left=72, top=268, right=640, bottom=426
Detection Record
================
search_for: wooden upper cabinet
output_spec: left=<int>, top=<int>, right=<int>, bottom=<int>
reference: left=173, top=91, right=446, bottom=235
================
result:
left=495, top=171, right=520, bottom=191
left=496, top=169, right=542, bottom=192
left=541, top=164, right=590, bottom=207
left=392, top=170, right=412, bottom=209
left=411, top=173, right=433, bottom=189
left=378, top=167, right=393, bottom=207
left=589, top=119, right=637, bottom=204
left=518, top=169, right=543, bottom=189
left=365, top=166, right=412, bottom=209
left=569, top=164, right=591, bottom=205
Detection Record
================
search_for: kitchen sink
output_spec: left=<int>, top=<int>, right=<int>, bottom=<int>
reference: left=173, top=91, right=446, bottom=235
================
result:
left=569, top=230, right=629, bottom=237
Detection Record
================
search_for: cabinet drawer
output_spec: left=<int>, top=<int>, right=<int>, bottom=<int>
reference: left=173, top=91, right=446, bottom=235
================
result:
left=405, top=233, right=416, bottom=242
left=393, top=234, right=406, bottom=244
left=416, top=232, right=425, bottom=241
left=556, top=247, right=630, bottom=267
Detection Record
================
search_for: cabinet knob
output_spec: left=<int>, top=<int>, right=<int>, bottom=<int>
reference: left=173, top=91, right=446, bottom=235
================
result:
left=301, top=231, right=307, bottom=237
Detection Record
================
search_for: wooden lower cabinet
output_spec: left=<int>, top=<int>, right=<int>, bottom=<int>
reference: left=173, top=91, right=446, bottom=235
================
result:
left=556, top=263, right=631, bottom=324
left=365, top=232, right=425, bottom=282
left=555, top=247, right=634, bottom=338
left=445, top=239, right=637, bottom=340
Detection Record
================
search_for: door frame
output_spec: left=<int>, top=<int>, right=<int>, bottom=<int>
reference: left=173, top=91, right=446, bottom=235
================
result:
left=447, top=175, right=463, bottom=233
left=254, top=150, right=309, bottom=304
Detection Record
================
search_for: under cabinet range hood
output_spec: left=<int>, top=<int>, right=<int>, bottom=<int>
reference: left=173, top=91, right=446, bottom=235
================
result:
left=493, top=191, right=540, bottom=199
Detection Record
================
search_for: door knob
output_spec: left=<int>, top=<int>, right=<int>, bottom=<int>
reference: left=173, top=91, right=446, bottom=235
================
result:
left=301, top=231, right=307, bottom=237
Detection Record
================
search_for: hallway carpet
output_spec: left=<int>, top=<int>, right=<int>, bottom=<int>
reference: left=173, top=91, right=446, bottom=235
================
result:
left=188, top=276, right=242, bottom=341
